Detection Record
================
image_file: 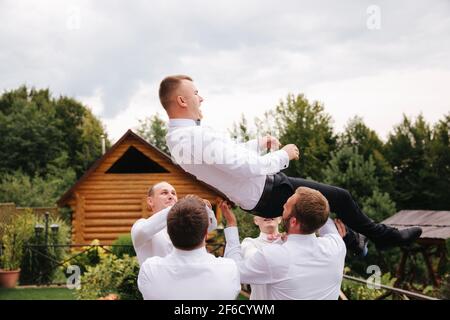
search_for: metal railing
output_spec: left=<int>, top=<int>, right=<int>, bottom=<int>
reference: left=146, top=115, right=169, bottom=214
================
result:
left=341, top=274, right=439, bottom=300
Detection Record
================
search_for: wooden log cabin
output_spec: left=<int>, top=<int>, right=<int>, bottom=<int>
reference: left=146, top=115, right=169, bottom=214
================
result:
left=57, top=129, right=229, bottom=245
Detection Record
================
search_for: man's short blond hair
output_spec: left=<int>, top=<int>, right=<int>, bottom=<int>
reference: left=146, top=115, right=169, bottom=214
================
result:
left=159, top=75, right=193, bottom=110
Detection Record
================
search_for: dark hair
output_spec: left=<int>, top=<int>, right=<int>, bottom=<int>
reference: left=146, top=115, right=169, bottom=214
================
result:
left=167, top=197, right=208, bottom=250
left=291, top=187, right=330, bottom=234
left=159, top=75, right=193, bottom=110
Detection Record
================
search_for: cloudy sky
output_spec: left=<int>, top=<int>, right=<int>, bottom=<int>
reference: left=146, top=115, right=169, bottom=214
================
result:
left=1, top=0, right=449, bottom=143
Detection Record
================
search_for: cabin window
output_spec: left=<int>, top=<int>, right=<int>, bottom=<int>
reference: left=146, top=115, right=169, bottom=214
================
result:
left=106, top=146, right=169, bottom=174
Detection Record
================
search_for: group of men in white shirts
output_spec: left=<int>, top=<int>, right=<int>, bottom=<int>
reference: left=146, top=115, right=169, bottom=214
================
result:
left=130, top=74, right=421, bottom=300
left=131, top=181, right=347, bottom=300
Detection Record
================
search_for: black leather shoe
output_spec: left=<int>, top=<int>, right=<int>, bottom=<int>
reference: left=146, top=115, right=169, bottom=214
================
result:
left=375, top=226, right=422, bottom=251
left=343, top=229, right=369, bottom=258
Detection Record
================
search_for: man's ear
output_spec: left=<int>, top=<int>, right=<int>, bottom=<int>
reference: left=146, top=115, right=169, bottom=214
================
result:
left=253, top=216, right=259, bottom=226
left=290, top=217, right=298, bottom=229
left=146, top=196, right=153, bottom=211
left=176, top=95, right=187, bottom=107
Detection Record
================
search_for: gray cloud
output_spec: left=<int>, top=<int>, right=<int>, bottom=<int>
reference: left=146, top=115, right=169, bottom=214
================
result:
left=1, top=0, right=449, bottom=141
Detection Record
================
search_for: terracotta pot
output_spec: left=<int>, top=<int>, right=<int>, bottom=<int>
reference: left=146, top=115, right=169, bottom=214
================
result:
left=0, top=269, right=21, bottom=288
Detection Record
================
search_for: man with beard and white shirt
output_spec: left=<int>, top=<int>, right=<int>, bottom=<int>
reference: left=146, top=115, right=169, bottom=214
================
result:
left=131, top=181, right=217, bottom=265
left=222, top=187, right=347, bottom=300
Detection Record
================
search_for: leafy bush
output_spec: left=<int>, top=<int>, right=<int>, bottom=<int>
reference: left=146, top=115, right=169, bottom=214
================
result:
left=0, top=209, right=35, bottom=270
left=111, top=234, right=136, bottom=258
left=63, top=240, right=107, bottom=275
left=0, top=209, right=70, bottom=285
left=75, top=254, right=141, bottom=300
left=341, top=270, right=397, bottom=300
left=439, top=274, right=450, bottom=299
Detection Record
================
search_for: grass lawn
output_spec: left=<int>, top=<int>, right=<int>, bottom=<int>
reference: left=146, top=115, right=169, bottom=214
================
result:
left=0, top=287, right=76, bottom=300
left=0, top=287, right=248, bottom=300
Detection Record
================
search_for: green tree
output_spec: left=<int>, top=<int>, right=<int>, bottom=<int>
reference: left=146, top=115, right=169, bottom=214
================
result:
left=385, top=114, right=435, bottom=210
left=339, top=116, right=393, bottom=195
left=54, top=96, right=108, bottom=176
left=0, top=86, right=108, bottom=207
left=0, top=168, right=76, bottom=207
left=0, top=86, right=109, bottom=178
left=361, top=190, right=397, bottom=221
left=229, top=114, right=254, bottom=142
left=323, top=146, right=378, bottom=203
left=274, top=94, right=337, bottom=180
left=136, top=113, right=169, bottom=154
left=428, top=113, right=450, bottom=210
left=323, top=146, right=396, bottom=221
left=0, top=93, right=63, bottom=177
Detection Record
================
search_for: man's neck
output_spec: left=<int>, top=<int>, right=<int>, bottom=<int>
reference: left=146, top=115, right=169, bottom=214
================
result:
left=170, top=116, right=196, bottom=120
left=167, top=111, right=196, bottom=120
left=261, top=230, right=279, bottom=236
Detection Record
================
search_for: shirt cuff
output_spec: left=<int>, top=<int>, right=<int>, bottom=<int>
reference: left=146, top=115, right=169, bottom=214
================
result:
left=224, top=226, right=240, bottom=246
left=274, top=149, right=290, bottom=170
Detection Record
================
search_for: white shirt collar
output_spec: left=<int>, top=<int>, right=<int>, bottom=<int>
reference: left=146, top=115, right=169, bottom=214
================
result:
left=172, top=246, right=208, bottom=257
left=168, top=119, right=198, bottom=127
left=286, top=233, right=317, bottom=243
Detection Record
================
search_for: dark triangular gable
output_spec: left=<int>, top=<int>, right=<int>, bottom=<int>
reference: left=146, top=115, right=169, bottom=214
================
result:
left=106, top=145, right=169, bottom=174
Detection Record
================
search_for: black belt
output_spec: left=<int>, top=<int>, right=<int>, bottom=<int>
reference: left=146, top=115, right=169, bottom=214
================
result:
left=251, top=175, right=275, bottom=212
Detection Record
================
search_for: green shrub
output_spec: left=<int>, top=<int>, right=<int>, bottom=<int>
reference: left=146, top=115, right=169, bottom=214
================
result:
left=0, top=209, right=35, bottom=270
left=75, top=254, right=142, bottom=300
left=439, top=274, right=450, bottom=299
left=63, top=240, right=106, bottom=275
left=111, top=234, right=136, bottom=258
left=0, top=209, right=70, bottom=284
left=341, top=271, right=397, bottom=300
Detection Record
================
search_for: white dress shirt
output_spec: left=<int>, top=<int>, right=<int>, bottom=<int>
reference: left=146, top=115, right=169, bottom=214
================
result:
left=241, top=233, right=283, bottom=300
left=166, top=119, right=289, bottom=210
left=131, top=207, right=173, bottom=265
left=131, top=205, right=218, bottom=265
left=224, top=219, right=346, bottom=300
left=138, top=246, right=241, bottom=300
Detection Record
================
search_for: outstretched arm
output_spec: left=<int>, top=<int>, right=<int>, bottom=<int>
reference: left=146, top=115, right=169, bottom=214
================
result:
left=131, top=206, right=172, bottom=251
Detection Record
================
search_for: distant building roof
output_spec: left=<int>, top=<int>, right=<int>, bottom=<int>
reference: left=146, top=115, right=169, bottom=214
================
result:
left=382, top=210, right=450, bottom=240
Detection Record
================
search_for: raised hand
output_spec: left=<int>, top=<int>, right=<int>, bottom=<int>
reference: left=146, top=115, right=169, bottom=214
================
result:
left=219, top=200, right=237, bottom=227
left=282, top=144, right=300, bottom=161
left=259, top=135, right=281, bottom=151
left=334, top=219, right=347, bottom=238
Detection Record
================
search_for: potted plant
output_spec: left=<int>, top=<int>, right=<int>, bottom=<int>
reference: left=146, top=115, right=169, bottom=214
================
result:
left=0, top=209, right=34, bottom=288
